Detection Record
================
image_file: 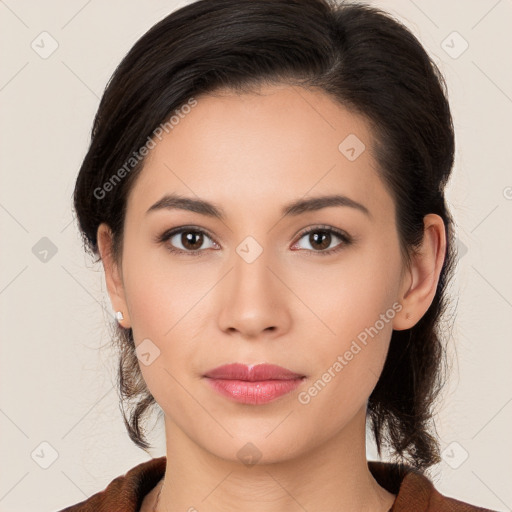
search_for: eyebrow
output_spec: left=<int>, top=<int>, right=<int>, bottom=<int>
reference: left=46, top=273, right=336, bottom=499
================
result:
left=146, top=193, right=371, bottom=220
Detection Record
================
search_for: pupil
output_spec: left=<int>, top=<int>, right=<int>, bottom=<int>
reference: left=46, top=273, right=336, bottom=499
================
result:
left=183, top=232, right=202, bottom=250
left=311, top=231, right=330, bottom=250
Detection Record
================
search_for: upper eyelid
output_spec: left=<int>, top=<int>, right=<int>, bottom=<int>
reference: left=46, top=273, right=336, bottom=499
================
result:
left=297, top=224, right=350, bottom=238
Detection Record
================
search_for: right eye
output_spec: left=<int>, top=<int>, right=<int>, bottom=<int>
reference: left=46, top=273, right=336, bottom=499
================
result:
left=157, top=226, right=219, bottom=256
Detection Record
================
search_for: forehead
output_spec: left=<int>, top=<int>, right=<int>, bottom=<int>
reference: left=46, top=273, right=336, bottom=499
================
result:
left=126, top=84, right=391, bottom=220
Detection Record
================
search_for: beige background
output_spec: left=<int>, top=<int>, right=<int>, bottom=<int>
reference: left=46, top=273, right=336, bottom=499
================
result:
left=1, top=1, right=511, bottom=511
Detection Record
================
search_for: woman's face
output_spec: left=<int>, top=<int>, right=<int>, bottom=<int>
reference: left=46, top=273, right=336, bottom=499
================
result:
left=106, top=84, right=411, bottom=463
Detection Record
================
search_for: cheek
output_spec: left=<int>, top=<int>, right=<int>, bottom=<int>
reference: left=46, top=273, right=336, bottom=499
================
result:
left=121, top=241, right=206, bottom=340
left=295, top=238, right=402, bottom=405
left=123, top=267, right=199, bottom=422
left=124, top=275, right=172, bottom=342
left=297, top=295, right=396, bottom=430
left=120, top=250, right=211, bottom=394
left=301, top=242, right=401, bottom=345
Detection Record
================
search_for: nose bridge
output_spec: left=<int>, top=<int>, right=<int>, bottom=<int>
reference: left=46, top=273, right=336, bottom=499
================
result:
left=231, top=236, right=276, bottom=306
left=216, top=236, right=289, bottom=337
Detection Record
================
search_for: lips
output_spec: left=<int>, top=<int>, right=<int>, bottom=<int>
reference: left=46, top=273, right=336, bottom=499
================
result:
left=203, top=363, right=305, bottom=405
left=204, top=363, right=304, bottom=381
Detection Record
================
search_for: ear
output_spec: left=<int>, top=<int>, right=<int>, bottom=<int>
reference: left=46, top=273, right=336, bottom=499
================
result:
left=392, top=214, right=446, bottom=331
left=97, top=223, right=131, bottom=328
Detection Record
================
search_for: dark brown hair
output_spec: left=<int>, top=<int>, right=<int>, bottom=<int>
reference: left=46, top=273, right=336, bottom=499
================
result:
left=73, top=0, right=455, bottom=471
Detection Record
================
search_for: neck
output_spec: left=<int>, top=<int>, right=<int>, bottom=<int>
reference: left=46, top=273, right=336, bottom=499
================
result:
left=155, top=406, right=395, bottom=512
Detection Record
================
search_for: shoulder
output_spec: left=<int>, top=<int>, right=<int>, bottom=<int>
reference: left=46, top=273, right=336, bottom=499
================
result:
left=395, top=470, right=497, bottom=511
left=368, top=460, right=498, bottom=512
left=56, top=456, right=166, bottom=512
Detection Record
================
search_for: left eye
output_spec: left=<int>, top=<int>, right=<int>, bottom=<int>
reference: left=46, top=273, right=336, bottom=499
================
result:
left=292, top=227, right=352, bottom=255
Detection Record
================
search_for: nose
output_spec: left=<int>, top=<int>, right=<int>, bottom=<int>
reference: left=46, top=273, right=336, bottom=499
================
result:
left=216, top=246, right=291, bottom=340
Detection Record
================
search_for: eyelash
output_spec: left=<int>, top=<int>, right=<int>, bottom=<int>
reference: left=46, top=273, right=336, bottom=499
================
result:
left=156, top=224, right=353, bottom=258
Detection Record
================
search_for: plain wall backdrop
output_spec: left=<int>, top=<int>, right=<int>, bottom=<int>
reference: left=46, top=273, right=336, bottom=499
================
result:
left=1, top=1, right=511, bottom=511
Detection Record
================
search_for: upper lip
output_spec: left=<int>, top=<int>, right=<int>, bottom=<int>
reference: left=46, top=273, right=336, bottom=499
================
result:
left=204, top=363, right=305, bottom=381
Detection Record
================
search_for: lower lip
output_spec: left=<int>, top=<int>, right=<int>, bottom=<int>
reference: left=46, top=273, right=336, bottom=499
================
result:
left=205, top=378, right=304, bottom=404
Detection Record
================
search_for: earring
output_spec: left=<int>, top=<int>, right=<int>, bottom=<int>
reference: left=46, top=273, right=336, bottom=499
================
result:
left=116, top=311, right=124, bottom=322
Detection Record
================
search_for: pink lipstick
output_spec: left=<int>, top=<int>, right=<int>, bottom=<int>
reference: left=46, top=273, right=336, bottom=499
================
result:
left=203, top=363, right=305, bottom=404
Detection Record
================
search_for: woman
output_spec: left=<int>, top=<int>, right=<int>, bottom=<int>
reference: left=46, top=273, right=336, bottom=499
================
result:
left=60, top=0, right=496, bottom=510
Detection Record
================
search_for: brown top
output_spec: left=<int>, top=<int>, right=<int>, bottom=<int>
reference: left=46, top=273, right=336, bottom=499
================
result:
left=57, top=456, right=496, bottom=511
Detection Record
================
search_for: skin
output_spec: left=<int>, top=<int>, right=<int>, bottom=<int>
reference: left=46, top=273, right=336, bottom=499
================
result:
left=97, top=84, right=446, bottom=512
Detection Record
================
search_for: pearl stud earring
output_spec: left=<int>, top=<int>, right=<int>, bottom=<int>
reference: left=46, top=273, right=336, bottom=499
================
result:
left=116, top=311, right=124, bottom=321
